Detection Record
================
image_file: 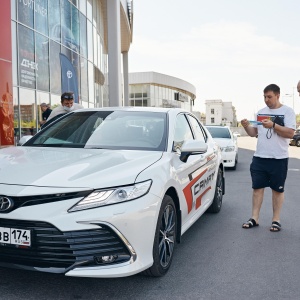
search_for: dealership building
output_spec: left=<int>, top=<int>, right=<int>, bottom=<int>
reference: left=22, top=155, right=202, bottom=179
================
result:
left=0, top=0, right=133, bottom=146
left=129, top=72, right=196, bottom=111
left=0, top=0, right=197, bottom=146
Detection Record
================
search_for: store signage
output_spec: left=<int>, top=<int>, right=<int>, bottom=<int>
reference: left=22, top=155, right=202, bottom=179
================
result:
left=178, top=92, right=188, bottom=102
left=19, top=0, right=47, bottom=17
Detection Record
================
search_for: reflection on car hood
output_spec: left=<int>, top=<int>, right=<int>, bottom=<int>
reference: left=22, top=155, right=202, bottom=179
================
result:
left=0, top=147, right=162, bottom=189
left=213, top=138, right=235, bottom=148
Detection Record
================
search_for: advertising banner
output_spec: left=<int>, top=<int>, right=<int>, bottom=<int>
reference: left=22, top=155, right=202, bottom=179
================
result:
left=18, top=25, right=36, bottom=89
left=60, top=53, right=79, bottom=103
left=0, top=0, right=14, bottom=146
left=0, top=63, right=14, bottom=146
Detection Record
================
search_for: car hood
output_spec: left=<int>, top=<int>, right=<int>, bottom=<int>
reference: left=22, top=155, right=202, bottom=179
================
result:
left=0, top=146, right=162, bottom=189
left=213, top=138, right=235, bottom=148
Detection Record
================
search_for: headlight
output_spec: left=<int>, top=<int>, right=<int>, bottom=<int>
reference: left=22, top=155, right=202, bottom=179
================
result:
left=222, top=146, right=235, bottom=152
left=68, top=180, right=152, bottom=212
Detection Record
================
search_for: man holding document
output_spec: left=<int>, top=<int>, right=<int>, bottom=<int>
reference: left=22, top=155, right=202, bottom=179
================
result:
left=241, top=84, right=295, bottom=232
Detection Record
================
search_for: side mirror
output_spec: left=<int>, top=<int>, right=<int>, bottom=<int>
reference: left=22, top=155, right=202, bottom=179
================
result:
left=18, top=135, right=33, bottom=146
left=180, top=140, right=208, bottom=162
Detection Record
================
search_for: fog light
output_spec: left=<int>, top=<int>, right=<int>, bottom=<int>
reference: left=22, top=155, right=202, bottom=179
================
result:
left=94, top=255, right=118, bottom=264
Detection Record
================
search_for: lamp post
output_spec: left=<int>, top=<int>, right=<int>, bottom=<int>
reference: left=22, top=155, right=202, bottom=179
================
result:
left=285, top=89, right=295, bottom=110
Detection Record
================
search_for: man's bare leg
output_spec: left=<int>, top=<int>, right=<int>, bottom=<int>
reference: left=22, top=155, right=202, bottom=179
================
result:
left=270, top=190, right=284, bottom=231
left=243, top=188, right=264, bottom=228
left=252, top=188, right=264, bottom=223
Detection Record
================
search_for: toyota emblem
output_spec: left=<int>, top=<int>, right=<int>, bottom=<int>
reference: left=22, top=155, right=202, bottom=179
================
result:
left=0, top=196, right=14, bottom=212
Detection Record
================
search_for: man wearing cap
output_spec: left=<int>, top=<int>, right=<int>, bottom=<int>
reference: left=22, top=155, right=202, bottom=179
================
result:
left=46, top=92, right=84, bottom=123
left=39, top=103, right=52, bottom=126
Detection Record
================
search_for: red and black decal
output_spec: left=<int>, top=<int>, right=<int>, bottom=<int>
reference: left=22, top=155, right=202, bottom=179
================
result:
left=183, top=169, right=215, bottom=213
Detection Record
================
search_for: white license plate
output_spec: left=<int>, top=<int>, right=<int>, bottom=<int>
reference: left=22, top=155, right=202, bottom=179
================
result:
left=0, top=227, right=31, bottom=247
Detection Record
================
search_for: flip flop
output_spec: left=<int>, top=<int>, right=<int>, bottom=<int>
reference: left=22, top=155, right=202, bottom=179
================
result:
left=242, top=218, right=259, bottom=229
left=270, top=221, right=281, bottom=232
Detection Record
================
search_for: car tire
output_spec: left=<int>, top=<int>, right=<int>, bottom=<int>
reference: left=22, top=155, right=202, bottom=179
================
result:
left=296, top=140, right=300, bottom=147
left=207, top=168, right=223, bottom=213
left=143, top=195, right=177, bottom=277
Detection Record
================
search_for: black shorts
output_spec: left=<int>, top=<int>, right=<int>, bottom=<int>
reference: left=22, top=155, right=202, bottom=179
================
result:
left=250, top=156, right=288, bottom=193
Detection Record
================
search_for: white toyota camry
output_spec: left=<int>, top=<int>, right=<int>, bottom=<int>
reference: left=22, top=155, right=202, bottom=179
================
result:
left=0, top=107, right=224, bottom=278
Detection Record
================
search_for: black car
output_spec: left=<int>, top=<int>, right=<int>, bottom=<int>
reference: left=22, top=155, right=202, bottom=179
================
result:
left=290, top=129, right=300, bottom=146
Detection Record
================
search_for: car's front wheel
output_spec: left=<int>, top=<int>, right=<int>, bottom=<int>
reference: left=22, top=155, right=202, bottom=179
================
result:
left=143, top=195, right=177, bottom=277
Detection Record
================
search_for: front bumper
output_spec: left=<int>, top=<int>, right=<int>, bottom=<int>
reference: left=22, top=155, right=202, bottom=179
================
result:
left=221, top=152, right=237, bottom=167
left=0, top=192, right=161, bottom=278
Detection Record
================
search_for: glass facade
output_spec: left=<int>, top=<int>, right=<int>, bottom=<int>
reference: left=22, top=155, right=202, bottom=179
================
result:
left=129, top=84, right=193, bottom=111
left=11, top=0, right=108, bottom=141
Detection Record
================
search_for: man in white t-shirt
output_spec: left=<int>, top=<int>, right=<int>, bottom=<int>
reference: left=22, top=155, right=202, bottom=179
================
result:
left=46, top=92, right=84, bottom=123
left=241, top=84, right=296, bottom=232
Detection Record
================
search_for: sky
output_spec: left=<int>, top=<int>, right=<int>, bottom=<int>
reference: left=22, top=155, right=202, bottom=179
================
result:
left=128, top=0, right=300, bottom=120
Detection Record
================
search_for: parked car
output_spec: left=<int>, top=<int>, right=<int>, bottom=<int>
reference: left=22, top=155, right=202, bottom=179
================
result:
left=289, top=129, right=300, bottom=146
left=205, top=125, right=238, bottom=170
left=0, top=107, right=225, bottom=278
left=232, top=131, right=241, bottom=137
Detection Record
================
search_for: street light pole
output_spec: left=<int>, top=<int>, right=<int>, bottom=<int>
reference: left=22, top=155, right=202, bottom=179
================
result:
left=292, top=87, right=295, bottom=111
left=285, top=89, right=295, bottom=110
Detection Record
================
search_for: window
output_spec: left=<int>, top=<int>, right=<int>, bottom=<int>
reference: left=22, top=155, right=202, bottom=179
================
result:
left=186, top=115, right=207, bottom=143
left=206, top=127, right=231, bottom=139
left=211, top=118, right=215, bottom=124
left=211, top=108, right=214, bottom=114
left=49, top=40, right=61, bottom=94
left=18, top=25, right=36, bottom=89
left=173, top=114, right=193, bottom=152
left=36, top=33, right=49, bottom=92
left=34, top=0, right=48, bottom=36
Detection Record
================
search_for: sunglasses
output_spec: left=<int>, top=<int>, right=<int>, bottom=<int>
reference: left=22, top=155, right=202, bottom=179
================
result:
left=63, top=95, right=74, bottom=100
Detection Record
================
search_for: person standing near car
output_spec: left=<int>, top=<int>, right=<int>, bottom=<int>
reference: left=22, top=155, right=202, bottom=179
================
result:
left=46, top=92, right=84, bottom=123
left=241, top=84, right=296, bottom=232
left=39, top=103, right=52, bottom=126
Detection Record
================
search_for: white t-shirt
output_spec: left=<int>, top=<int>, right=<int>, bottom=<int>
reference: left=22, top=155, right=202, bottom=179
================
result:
left=47, top=103, right=84, bottom=121
left=253, top=105, right=296, bottom=159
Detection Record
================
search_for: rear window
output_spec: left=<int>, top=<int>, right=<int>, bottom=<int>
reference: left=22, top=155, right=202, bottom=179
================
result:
left=206, top=127, right=231, bottom=139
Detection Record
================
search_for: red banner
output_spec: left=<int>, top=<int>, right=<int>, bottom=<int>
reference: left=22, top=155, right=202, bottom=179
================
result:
left=0, top=0, right=13, bottom=146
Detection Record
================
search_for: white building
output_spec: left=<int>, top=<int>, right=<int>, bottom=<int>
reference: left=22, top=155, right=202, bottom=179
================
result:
left=205, top=99, right=237, bottom=126
left=128, top=72, right=196, bottom=112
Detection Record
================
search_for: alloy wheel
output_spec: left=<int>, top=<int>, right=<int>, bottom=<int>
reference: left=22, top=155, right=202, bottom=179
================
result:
left=159, top=204, right=176, bottom=268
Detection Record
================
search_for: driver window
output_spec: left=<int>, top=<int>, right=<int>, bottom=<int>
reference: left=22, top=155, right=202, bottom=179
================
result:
left=173, top=114, right=193, bottom=152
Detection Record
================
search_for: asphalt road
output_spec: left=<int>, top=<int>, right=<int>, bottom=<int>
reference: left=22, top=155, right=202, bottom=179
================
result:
left=1, top=137, right=300, bottom=300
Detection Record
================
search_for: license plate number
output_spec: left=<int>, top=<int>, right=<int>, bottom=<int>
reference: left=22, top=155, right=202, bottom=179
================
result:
left=0, top=227, right=31, bottom=246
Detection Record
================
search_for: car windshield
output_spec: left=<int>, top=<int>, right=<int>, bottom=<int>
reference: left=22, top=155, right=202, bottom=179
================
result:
left=25, top=110, right=167, bottom=151
left=206, top=127, right=231, bottom=139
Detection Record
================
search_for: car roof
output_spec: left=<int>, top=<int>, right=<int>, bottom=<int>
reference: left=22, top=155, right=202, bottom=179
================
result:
left=73, top=106, right=189, bottom=114
left=205, top=125, right=230, bottom=129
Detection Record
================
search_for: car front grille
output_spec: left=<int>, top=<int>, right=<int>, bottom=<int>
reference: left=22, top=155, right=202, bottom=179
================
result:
left=0, top=191, right=92, bottom=213
left=0, top=219, right=131, bottom=273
